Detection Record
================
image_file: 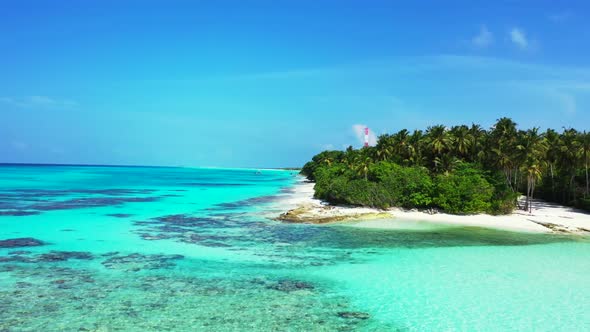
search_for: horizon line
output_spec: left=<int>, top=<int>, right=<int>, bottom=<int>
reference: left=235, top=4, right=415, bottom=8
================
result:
left=0, top=162, right=301, bottom=170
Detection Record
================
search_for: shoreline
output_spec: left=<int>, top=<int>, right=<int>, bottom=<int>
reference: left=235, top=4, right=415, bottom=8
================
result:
left=275, top=178, right=590, bottom=235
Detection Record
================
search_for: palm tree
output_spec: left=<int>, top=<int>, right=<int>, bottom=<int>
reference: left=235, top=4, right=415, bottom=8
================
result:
left=406, top=130, right=426, bottom=166
left=375, top=146, right=392, bottom=162
left=491, top=146, right=516, bottom=191
left=523, top=161, right=543, bottom=213
left=490, top=118, right=519, bottom=190
left=426, top=125, right=451, bottom=156
left=304, top=117, right=590, bottom=213
left=468, top=123, right=486, bottom=162
left=491, top=117, right=518, bottom=139
left=559, top=128, right=581, bottom=203
left=434, top=154, right=462, bottom=175
left=517, top=128, right=547, bottom=212
left=449, top=125, right=473, bottom=159
left=544, top=129, right=561, bottom=200
left=391, top=129, right=411, bottom=161
left=375, top=134, right=394, bottom=161
left=353, top=156, right=373, bottom=181
left=322, top=157, right=333, bottom=167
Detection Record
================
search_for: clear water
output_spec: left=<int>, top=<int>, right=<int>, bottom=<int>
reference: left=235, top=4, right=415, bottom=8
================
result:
left=0, top=165, right=589, bottom=331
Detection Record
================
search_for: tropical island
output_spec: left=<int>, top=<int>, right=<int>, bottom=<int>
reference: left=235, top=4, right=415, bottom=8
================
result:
left=279, top=118, right=590, bottom=234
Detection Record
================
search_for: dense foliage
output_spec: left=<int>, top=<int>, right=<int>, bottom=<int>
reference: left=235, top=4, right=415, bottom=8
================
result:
left=301, top=118, right=590, bottom=215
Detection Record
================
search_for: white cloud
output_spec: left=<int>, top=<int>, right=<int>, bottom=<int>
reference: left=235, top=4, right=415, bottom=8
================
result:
left=0, top=96, right=78, bottom=109
left=472, top=25, right=493, bottom=48
left=352, top=124, right=377, bottom=147
left=510, top=28, right=529, bottom=50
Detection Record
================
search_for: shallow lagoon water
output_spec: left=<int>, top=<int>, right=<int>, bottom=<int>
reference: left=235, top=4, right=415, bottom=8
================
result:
left=1, top=165, right=589, bottom=331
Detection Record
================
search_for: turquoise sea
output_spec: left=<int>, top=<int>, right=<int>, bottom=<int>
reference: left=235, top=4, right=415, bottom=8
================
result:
left=1, top=165, right=590, bottom=331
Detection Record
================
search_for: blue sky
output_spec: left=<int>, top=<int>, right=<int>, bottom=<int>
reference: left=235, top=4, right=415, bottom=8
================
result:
left=1, top=0, right=589, bottom=167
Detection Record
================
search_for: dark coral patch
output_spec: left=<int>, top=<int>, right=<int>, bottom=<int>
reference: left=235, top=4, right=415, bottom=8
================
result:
left=133, top=213, right=253, bottom=248
left=101, top=253, right=184, bottom=272
left=106, top=213, right=134, bottom=218
left=8, top=250, right=31, bottom=255
left=0, top=188, right=154, bottom=198
left=139, top=233, right=173, bottom=241
left=132, top=212, right=272, bottom=249
left=0, top=251, right=93, bottom=263
left=198, top=241, right=232, bottom=248
left=37, top=251, right=94, bottom=262
left=209, top=195, right=278, bottom=210
left=0, top=188, right=160, bottom=213
left=266, top=279, right=315, bottom=292
left=337, top=312, right=371, bottom=320
left=0, top=238, right=45, bottom=248
left=30, top=197, right=160, bottom=211
left=136, top=214, right=228, bottom=229
left=180, top=183, right=251, bottom=187
left=0, top=210, right=40, bottom=216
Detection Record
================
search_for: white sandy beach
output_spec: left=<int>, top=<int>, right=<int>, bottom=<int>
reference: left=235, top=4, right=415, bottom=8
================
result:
left=276, top=178, right=590, bottom=235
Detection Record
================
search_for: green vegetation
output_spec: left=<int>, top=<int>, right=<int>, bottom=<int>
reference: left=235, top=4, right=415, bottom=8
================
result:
left=301, top=118, right=590, bottom=215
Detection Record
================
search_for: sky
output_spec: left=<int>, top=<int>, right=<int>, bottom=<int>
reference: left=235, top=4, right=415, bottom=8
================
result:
left=1, top=0, right=590, bottom=168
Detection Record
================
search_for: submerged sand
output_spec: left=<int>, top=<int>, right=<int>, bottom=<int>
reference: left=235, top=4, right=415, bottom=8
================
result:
left=276, top=179, right=590, bottom=235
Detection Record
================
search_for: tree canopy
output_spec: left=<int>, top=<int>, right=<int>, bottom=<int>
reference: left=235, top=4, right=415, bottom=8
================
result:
left=301, top=118, right=590, bottom=214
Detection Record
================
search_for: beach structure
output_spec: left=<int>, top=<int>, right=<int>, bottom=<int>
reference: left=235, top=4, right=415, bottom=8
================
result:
left=364, top=127, right=370, bottom=147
